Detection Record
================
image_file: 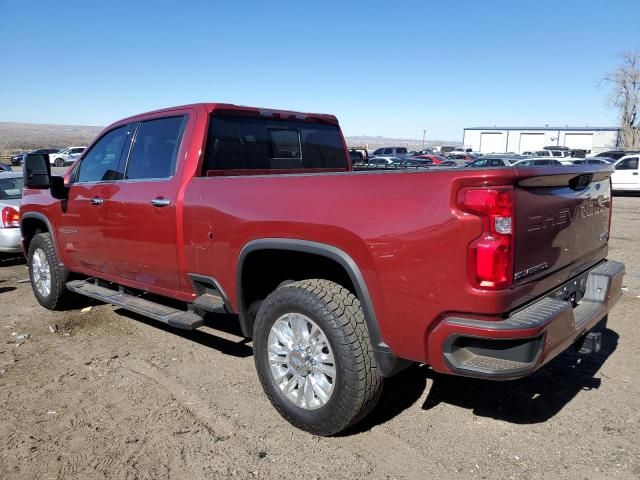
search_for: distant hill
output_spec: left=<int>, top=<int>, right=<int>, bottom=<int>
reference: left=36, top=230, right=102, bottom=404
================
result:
left=0, top=121, right=460, bottom=155
left=0, top=122, right=103, bottom=152
left=345, top=135, right=460, bottom=151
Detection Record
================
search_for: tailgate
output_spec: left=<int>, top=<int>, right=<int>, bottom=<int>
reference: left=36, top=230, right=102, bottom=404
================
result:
left=513, top=167, right=612, bottom=284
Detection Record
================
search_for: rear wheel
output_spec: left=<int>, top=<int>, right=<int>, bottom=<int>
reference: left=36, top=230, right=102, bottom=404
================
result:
left=54, top=158, right=64, bottom=167
left=253, top=279, right=383, bottom=436
left=28, top=233, right=72, bottom=309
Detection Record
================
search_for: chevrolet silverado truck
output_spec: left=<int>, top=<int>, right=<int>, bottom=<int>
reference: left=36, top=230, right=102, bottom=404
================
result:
left=20, top=103, right=625, bottom=435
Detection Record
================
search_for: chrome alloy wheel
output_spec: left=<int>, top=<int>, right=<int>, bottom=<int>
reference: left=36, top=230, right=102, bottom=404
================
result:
left=32, top=248, right=52, bottom=298
left=268, top=313, right=336, bottom=410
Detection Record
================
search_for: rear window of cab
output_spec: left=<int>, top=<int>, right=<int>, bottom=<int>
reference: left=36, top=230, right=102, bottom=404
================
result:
left=203, top=115, right=348, bottom=175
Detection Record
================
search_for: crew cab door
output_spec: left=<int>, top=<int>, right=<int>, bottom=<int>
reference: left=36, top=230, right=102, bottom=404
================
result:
left=612, top=156, right=639, bottom=189
left=104, top=113, right=190, bottom=292
left=58, top=125, right=132, bottom=274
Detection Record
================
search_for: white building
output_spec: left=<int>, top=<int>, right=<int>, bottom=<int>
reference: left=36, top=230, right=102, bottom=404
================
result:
left=462, top=126, right=621, bottom=154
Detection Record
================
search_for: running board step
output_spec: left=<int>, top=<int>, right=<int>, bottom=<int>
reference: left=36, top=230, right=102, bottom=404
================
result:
left=66, top=280, right=203, bottom=330
left=192, top=293, right=226, bottom=314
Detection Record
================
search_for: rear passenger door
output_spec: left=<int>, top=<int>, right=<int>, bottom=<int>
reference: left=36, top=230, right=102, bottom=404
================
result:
left=105, top=112, right=190, bottom=292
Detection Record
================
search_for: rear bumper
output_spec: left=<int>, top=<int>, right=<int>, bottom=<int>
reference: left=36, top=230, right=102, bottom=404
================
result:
left=427, top=260, right=625, bottom=380
left=0, top=227, right=22, bottom=253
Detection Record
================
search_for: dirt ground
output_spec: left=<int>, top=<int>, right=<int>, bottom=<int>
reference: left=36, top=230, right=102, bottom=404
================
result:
left=0, top=197, right=638, bottom=480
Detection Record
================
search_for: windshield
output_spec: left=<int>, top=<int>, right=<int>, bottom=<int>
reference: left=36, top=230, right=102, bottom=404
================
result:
left=0, top=177, right=23, bottom=200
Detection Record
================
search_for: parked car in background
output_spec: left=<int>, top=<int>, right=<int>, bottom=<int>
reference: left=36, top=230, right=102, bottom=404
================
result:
left=413, top=154, right=450, bottom=165
left=371, top=147, right=409, bottom=158
left=367, top=156, right=399, bottom=166
left=611, top=155, right=640, bottom=192
left=17, top=148, right=60, bottom=166
left=572, top=158, right=614, bottom=165
left=10, top=152, right=27, bottom=166
left=439, top=145, right=457, bottom=155
left=594, top=150, right=640, bottom=161
left=512, top=158, right=563, bottom=167
left=349, top=149, right=367, bottom=164
left=50, top=146, right=86, bottom=166
left=521, top=151, right=534, bottom=156
left=467, top=155, right=522, bottom=168
left=0, top=172, right=23, bottom=254
left=532, top=149, right=571, bottom=158
left=569, top=149, right=587, bottom=158
left=446, top=153, right=479, bottom=163
left=450, top=147, right=474, bottom=154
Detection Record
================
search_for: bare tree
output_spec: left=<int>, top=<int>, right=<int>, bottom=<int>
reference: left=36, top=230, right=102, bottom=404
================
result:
left=603, top=51, right=640, bottom=149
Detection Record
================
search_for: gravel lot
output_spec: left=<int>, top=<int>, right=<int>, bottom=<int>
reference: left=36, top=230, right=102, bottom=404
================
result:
left=0, top=196, right=638, bottom=480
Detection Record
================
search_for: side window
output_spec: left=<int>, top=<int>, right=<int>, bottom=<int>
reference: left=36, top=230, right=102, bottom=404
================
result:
left=397, top=147, right=407, bottom=154
left=490, top=159, right=503, bottom=167
left=615, top=157, right=639, bottom=170
left=383, top=148, right=393, bottom=155
left=373, top=148, right=383, bottom=155
left=76, top=126, right=128, bottom=183
left=125, top=116, right=187, bottom=180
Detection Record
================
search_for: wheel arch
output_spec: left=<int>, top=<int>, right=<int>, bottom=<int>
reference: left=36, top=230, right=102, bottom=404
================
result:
left=236, top=238, right=410, bottom=377
left=20, top=213, right=63, bottom=265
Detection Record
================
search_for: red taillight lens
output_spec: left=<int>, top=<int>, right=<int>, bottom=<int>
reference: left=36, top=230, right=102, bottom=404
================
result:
left=1, top=207, right=20, bottom=228
left=459, top=187, right=514, bottom=289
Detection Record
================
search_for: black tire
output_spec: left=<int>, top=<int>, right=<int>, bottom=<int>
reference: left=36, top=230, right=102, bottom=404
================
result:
left=27, top=232, right=72, bottom=309
left=54, top=158, right=64, bottom=167
left=253, top=279, right=383, bottom=436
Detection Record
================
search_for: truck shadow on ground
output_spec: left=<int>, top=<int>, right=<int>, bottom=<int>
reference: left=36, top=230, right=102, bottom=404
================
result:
left=349, top=328, right=619, bottom=434
left=114, top=309, right=253, bottom=359
left=110, top=305, right=619, bottom=431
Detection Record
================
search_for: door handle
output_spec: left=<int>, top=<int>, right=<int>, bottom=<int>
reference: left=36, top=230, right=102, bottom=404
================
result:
left=633, top=172, right=638, bottom=175
left=90, top=197, right=104, bottom=205
left=150, top=197, right=171, bottom=207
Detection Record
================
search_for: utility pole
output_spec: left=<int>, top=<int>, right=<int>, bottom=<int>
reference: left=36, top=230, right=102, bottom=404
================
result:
left=422, top=129, right=426, bottom=149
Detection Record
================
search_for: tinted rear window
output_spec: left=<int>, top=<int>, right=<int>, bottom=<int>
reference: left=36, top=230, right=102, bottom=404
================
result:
left=0, top=176, right=23, bottom=200
left=204, top=115, right=347, bottom=172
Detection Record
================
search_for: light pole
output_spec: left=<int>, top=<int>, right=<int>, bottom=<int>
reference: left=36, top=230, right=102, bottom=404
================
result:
left=422, top=129, right=426, bottom=149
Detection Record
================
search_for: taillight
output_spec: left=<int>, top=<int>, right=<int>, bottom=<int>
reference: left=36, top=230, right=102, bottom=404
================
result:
left=459, top=187, right=514, bottom=289
left=1, top=207, right=20, bottom=228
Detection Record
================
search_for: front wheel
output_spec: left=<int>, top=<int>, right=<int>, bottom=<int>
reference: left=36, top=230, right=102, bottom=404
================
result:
left=253, top=279, right=383, bottom=436
left=54, top=158, right=64, bottom=167
left=28, top=233, right=72, bottom=309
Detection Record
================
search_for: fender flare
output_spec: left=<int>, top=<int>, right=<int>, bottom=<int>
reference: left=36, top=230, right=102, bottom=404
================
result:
left=20, top=212, right=65, bottom=266
left=236, top=238, right=410, bottom=377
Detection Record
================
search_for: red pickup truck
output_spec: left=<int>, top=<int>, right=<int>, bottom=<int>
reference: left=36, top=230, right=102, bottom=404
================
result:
left=20, top=103, right=624, bottom=435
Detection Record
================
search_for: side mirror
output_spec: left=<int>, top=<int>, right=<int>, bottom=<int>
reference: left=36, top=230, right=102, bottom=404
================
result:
left=23, top=153, right=51, bottom=188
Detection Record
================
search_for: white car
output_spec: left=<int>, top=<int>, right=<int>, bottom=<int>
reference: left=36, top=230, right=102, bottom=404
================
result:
left=511, top=158, right=563, bottom=167
left=0, top=172, right=23, bottom=254
left=532, top=149, right=571, bottom=158
left=611, top=155, right=640, bottom=192
left=50, top=146, right=86, bottom=167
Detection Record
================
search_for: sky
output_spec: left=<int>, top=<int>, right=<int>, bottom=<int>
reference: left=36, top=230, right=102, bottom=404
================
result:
left=0, top=0, right=638, bottom=141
